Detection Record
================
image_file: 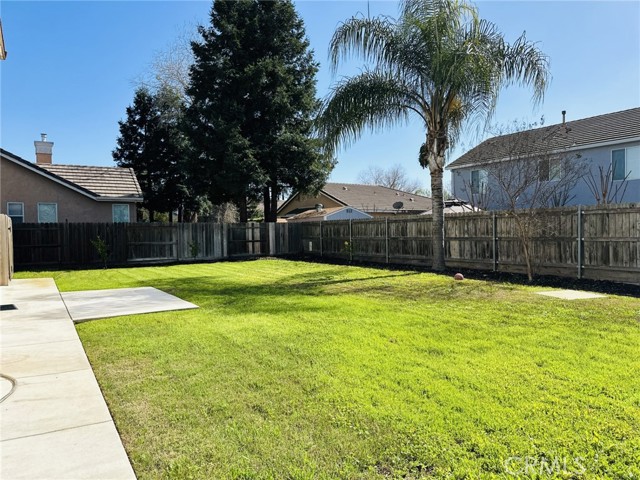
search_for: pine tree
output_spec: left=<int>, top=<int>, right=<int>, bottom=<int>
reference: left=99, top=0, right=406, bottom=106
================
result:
left=113, top=87, right=192, bottom=221
left=186, top=0, right=333, bottom=222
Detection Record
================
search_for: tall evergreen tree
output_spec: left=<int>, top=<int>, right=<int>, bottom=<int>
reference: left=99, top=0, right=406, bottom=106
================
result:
left=113, top=87, right=193, bottom=221
left=186, top=0, right=333, bottom=222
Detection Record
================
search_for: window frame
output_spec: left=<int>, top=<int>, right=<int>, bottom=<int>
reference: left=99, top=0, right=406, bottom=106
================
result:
left=538, top=157, right=562, bottom=182
left=37, top=202, right=58, bottom=223
left=612, top=146, right=640, bottom=181
left=112, top=204, right=130, bottom=223
left=7, top=202, right=24, bottom=224
left=470, top=169, right=487, bottom=194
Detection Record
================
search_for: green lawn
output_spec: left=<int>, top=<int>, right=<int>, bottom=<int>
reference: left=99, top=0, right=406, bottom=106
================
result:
left=16, top=260, right=640, bottom=479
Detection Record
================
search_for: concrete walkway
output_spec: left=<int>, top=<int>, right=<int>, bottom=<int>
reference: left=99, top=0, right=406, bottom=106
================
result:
left=1, top=279, right=136, bottom=479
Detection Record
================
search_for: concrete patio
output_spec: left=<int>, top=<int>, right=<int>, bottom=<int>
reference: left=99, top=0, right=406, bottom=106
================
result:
left=0, top=278, right=136, bottom=479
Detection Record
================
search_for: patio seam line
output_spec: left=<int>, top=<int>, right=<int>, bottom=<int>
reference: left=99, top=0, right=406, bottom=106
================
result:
left=56, top=284, right=75, bottom=321
left=1, top=338, right=78, bottom=349
left=1, top=420, right=113, bottom=443
left=2, top=339, right=78, bottom=350
left=8, top=367, right=91, bottom=380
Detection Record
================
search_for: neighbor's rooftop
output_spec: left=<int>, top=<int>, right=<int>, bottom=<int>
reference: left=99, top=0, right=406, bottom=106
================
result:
left=448, top=107, right=640, bottom=170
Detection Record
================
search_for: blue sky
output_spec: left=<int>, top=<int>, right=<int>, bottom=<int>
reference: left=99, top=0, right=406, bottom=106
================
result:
left=1, top=1, right=639, bottom=192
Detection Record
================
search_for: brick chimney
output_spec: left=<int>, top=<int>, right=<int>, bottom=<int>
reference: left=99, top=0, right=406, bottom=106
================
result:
left=34, top=133, right=53, bottom=164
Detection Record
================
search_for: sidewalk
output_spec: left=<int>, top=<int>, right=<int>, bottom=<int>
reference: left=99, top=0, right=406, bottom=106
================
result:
left=1, top=278, right=136, bottom=479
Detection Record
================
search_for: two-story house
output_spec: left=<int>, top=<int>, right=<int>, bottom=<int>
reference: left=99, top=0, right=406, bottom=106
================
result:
left=448, top=108, right=640, bottom=209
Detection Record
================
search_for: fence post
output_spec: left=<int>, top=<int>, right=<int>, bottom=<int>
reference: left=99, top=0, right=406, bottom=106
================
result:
left=319, top=221, right=323, bottom=257
left=222, top=223, right=228, bottom=258
left=349, top=219, right=353, bottom=262
left=492, top=212, right=498, bottom=272
left=175, top=224, right=181, bottom=262
left=268, top=222, right=276, bottom=256
left=577, top=206, right=583, bottom=279
left=385, top=217, right=389, bottom=264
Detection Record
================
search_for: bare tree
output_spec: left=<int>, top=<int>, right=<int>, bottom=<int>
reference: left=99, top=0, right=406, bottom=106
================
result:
left=460, top=120, right=586, bottom=280
left=584, top=164, right=629, bottom=205
left=357, top=164, right=423, bottom=193
left=136, top=23, right=196, bottom=102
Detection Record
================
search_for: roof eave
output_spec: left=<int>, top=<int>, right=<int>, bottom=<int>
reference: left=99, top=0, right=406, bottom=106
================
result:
left=447, top=135, right=640, bottom=170
left=2, top=149, right=100, bottom=200
left=94, top=196, right=144, bottom=203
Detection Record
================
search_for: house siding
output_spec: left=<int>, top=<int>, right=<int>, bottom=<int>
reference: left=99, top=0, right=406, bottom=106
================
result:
left=326, top=208, right=372, bottom=221
left=451, top=140, right=640, bottom=209
left=0, top=157, right=137, bottom=222
left=279, top=192, right=343, bottom=216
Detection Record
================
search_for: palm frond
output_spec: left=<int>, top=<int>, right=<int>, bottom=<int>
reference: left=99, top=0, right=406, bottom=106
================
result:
left=329, top=16, right=398, bottom=74
left=317, top=72, right=424, bottom=156
left=500, top=32, right=551, bottom=105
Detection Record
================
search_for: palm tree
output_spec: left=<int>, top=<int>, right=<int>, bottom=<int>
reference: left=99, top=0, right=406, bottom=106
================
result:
left=318, top=0, right=549, bottom=271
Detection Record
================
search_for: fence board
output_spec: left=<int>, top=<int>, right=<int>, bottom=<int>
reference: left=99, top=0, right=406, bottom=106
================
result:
left=0, top=215, right=13, bottom=285
left=9, top=204, right=640, bottom=285
left=300, top=204, right=639, bottom=285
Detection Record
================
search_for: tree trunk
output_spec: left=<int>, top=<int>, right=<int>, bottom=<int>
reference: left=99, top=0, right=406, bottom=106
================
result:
left=263, top=186, right=272, bottom=223
left=430, top=166, right=446, bottom=271
left=238, top=196, right=248, bottom=223
left=266, top=180, right=279, bottom=223
left=515, top=216, right=534, bottom=281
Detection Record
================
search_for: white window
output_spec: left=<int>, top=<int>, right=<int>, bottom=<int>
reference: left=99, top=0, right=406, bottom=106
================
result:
left=612, top=146, right=640, bottom=181
left=112, top=204, right=130, bottom=223
left=539, top=157, right=562, bottom=182
left=470, top=169, right=487, bottom=194
left=37, top=203, right=58, bottom=223
left=7, top=202, right=24, bottom=224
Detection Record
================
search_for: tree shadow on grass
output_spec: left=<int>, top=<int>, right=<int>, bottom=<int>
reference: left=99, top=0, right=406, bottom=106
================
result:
left=127, top=269, right=421, bottom=317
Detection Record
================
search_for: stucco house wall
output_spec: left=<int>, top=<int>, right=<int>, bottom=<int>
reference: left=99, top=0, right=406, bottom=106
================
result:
left=1, top=157, right=134, bottom=223
left=451, top=140, right=640, bottom=209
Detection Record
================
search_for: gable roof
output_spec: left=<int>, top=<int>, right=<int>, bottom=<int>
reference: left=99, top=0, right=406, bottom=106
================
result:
left=287, top=206, right=372, bottom=222
left=1, top=148, right=143, bottom=202
left=278, top=182, right=432, bottom=215
left=40, top=164, right=142, bottom=198
left=447, top=107, right=640, bottom=170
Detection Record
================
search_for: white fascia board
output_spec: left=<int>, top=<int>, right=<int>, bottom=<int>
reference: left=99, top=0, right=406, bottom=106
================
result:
left=94, top=197, right=143, bottom=203
left=446, top=136, right=640, bottom=170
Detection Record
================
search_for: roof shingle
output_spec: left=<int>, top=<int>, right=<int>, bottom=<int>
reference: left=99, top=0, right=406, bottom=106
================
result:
left=39, top=164, right=142, bottom=198
left=321, top=183, right=432, bottom=213
left=447, top=107, right=640, bottom=170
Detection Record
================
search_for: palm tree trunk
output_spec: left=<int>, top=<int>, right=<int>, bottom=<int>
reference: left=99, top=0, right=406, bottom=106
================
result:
left=430, top=166, right=446, bottom=271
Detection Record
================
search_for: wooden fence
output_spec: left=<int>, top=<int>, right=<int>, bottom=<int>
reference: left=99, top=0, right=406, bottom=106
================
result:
left=300, top=204, right=640, bottom=285
left=9, top=204, right=640, bottom=284
left=0, top=214, right=14, bottom=285
left=12, top=222, right=301, bottom=269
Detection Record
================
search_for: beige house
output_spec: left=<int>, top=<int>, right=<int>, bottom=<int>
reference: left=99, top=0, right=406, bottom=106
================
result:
left=278, top=183, right=432, bottom=220
left=1, top=136, right=142, bottom=223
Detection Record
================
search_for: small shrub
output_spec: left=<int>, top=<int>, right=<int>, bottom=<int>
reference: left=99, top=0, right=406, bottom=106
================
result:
left=189, top=241, right=200, bottom=259
left=90, top=235, right=110, bottom=268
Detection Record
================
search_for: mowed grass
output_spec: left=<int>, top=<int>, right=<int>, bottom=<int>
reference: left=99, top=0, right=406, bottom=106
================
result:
left=16, top=260, right=640, bottom=479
